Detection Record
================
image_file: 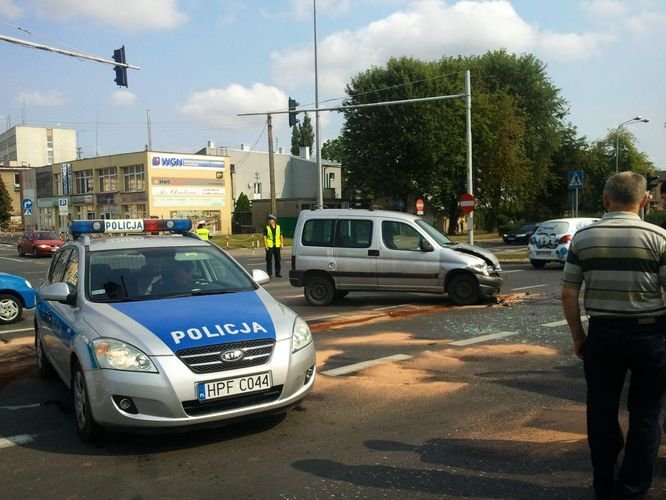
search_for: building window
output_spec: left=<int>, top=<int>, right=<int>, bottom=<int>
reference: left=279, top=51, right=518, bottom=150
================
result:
left=121, top=204, right=146, bottom=219
left=13, top=173, right=20, bottom=191
left=53, top=173, right=61, bottom=195
left=75, top=170, right=93, bottom=194
left=99, top=206, right=120, bottom=220
left=122, top=164, right=144, bottom=192
left=98, top=167, right=118, bottom=192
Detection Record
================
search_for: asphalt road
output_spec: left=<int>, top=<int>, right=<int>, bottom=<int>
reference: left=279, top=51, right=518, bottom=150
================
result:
left=1, top=244, right=664, bottom=499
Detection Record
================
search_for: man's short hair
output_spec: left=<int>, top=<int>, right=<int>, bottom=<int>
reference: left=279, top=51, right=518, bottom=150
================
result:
left=604, top=172, right=647, bottom=205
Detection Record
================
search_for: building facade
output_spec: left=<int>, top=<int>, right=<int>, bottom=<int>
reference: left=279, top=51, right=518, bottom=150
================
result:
left=23, top=151, right=232, bottom=234
left=0, top=125, right=77, bottom=167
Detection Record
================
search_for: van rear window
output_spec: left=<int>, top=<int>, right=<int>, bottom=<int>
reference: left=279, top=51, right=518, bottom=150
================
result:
left=302, top=219, right=335, bottom=246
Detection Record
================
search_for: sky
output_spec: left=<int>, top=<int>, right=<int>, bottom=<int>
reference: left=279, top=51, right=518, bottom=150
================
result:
left=0, top=0, right=664, bottom=171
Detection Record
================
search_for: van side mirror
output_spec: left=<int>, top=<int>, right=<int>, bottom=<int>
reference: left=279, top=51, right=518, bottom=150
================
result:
left=420, top=239, right=434, bottom=252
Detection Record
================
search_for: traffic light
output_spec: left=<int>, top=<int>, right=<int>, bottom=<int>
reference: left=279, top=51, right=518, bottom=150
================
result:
left=113, top=46, right=128, bottom=87
left=646, top=173, right=659, bottom=191
left=288, top=97, right=300, bottom=127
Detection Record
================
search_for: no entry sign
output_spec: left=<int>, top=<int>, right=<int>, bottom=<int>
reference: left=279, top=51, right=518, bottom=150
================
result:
left=458, top=193, right=475, bottom=214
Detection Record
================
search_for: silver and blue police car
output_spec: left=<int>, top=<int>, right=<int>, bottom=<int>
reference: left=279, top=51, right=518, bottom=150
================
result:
left=35, top=219, right=316, bottom=441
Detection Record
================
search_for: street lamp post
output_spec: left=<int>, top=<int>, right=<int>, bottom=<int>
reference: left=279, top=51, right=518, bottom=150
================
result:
left=615, top=116, right=649, bottom=173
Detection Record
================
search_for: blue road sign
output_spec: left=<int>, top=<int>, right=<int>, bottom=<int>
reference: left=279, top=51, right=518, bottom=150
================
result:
left=568, top=171, right=584, bottom=190
left=22, top=199, right=32, bottom=216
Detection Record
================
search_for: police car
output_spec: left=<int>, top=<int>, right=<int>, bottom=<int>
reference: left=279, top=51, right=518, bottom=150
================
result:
left=35, top=219, right=316, bottom=442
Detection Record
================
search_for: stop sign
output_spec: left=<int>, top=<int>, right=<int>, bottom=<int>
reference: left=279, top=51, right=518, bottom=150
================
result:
left=458, top=193, right=475, bottom=214
left=416, top=198, right=424, bottom=213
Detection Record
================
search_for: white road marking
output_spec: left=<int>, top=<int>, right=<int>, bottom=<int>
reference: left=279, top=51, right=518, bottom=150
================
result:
left=510, top=284, right=548, bottom=291
left=0, top=257, right=27, bottom=263
left=0, top=434, right=35, bottom=449
left=541, top=316, right=588, bottom=328
left=449, top=331, right=519, bottom=346
left=306, top=314, right=340, bottom=322
left=0, top=404, right=40, bottom=411
left=501, top=270, right=524, bottom=274
left=322, top=354, right=413, bottom=377
left=1, top=327, right=34, bottom=334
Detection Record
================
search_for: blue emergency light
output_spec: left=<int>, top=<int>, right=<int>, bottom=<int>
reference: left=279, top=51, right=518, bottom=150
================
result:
left=69, top=218, right=193, bottom=237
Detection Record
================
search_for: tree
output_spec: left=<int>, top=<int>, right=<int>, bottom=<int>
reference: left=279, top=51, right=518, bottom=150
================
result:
left=290, top=113, right=315, bottom=156
left=235, top=192, right=251, bottom=212
left=321, top=138, right=344, bottom=162
left=0, top=176, right=12, bottom=228
left=339, top=52, right=568, bottom=228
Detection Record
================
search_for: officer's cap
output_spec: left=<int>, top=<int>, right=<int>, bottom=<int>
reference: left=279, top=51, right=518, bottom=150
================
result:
left=267, top=214, right=277, bottom=220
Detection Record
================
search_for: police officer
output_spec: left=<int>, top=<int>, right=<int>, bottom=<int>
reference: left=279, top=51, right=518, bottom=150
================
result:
left=195, top=220, right=209, bottom=240
left=264, top=214, right=284, bottom=278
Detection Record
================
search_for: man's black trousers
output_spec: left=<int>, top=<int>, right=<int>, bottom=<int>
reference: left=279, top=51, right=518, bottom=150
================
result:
left=584, top=317, right=666, bottom=499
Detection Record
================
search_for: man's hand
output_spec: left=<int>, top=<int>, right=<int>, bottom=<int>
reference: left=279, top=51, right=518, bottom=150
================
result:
left=562, top=286, right=586, bottom=360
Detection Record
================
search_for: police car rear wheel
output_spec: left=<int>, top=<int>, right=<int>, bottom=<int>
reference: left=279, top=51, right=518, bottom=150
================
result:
left=447, top=274, right=480, bottom=306
left=530, top=259, right=546, bottom=269
left=73, top=363, right=102, bottom=442
left=35, top=329, right=54, bottom=379
left=304, top=275, right=335, bottom=306
left=0, top=294, right=22, bottom=324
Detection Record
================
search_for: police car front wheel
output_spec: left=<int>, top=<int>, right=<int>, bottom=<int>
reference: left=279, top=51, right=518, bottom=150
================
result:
left=72, top=363, right=103, bottom=442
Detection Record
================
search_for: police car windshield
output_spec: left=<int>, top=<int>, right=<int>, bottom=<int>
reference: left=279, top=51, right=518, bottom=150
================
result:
left=415, top=219, right=454, bottom=246
left=87, top=246, right=256, bottom=302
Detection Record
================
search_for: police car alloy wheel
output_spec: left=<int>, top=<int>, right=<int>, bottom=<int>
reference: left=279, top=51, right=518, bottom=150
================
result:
left=73, top=363, right=102, bottom=442
left=35, top=329, right=54, bottom=379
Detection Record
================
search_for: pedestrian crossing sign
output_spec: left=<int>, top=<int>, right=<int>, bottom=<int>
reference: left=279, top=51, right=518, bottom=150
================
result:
left=568, top=170, right=584, bottom=190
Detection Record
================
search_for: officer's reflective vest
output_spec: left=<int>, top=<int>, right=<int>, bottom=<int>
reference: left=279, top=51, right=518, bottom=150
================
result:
left=195, top=228, right=209, bottom=240
left=265, top=225, right=281, bottom=248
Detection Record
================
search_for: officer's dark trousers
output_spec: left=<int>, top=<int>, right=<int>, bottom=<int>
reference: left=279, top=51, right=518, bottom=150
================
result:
left=266, top=247, right=281, bottom=277
left=584, top=317, right=666, bottom=499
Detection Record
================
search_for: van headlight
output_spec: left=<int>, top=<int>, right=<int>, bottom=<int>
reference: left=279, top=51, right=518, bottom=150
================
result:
left=292, top=317, right=313, bottom=353
left=92, top=338, right=158, bottom=372
left=470, top=262, right=490, bottom=276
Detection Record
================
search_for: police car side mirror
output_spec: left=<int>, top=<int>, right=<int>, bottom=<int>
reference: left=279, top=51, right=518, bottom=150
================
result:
left=420, top=240, right=434, bottom=252
left=41, top=282, right=77, bottom=306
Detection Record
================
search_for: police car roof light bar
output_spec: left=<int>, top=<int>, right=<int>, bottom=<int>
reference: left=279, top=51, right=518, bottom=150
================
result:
left=69, top=218, right=193, bottom=237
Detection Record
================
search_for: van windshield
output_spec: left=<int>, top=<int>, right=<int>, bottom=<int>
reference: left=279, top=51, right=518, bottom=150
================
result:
left=416, top=219, right=454, bottom=246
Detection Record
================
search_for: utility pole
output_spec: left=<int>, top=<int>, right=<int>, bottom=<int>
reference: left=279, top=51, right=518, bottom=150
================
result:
left=267, top=114, right=277, bottom=216
left=146, top=109, right=152, bottom=151
left=464, top=70, right=473, bottom=245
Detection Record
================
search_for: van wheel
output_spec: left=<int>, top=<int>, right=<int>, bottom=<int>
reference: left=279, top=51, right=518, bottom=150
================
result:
left=72, top=362, right=103, bottom=442
left=447, top=274, right=480, bottom=305
left=530, top=259, right=546, bottom=269
left=304, top=275, right=335, bottom=306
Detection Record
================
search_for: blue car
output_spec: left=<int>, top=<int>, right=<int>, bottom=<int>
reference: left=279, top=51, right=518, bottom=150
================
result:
left=0, top=272, right=36, bottom=324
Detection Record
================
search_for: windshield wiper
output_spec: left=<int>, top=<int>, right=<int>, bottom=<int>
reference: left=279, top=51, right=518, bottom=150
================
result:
left=190, top=288, right=245, bottom=296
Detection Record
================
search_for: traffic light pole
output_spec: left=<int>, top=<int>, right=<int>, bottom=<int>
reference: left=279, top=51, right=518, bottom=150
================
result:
left=464, top=70, right=473, bottom=245
left=0, top=34, right=140, bottom=70
left=267, top=114, right=277, bottom=216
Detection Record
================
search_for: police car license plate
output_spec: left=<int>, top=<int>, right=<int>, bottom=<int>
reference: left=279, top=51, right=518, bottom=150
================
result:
left=197, top=372, right=272, bottom=401
left=536, top=251, right=551, bottom=256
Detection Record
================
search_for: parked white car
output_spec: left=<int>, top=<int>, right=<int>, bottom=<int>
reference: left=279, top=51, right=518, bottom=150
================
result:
left=527, top=217, right=599, bottom=268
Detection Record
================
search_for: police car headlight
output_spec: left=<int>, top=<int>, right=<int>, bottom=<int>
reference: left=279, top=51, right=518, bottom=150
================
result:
left=292, top=317, right=313, bottom=353
left=93, top=339, right=158, bottom=373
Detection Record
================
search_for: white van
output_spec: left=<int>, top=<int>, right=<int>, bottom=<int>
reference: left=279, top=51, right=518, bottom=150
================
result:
left=289, top=209, right=504, bottom=306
